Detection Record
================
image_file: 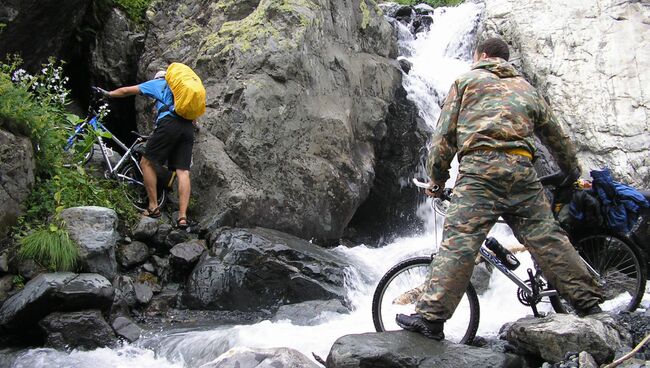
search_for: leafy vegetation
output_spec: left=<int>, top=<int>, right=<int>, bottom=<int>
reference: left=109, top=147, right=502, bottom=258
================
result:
left=19, top=225, right=78, bottom=272
left=392, top=0, right=464, bottom=7
left=1, top=57, right=138, bottom=271
left=113, top=0, right=152, bottom=23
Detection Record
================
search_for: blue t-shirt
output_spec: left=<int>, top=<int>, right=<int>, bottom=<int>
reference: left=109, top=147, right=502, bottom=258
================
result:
left=139, top=79, right=175, bottom=123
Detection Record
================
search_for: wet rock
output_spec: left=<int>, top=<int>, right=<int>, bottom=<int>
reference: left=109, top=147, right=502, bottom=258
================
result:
left=170, top=239, right=206, bottom=272
left=0, top=129, right=35, bottom=239
left=112, top=275, right=137, bottom=308
left=151, top=255, right=170, bottom=281
left=327, top=331, right=523, bottom=368
left=272, top=299, right=348, bottom=326
left=145, top=285, right=179, bottom=316
left=578, top=351, right=598, bottom=368
left=398, top=58, right=413, bottom=74
left=60, top=206, right=119, bottom=279
left=152, top=224, right=172, bottom=247
left=202, top=347, right=320, bottom=368
left=503, top=313, right=630, bottom=364
left=0, top=251, right=10, bottom=274
left=133, top=216, right=159, bottom=241
left=17, top=259, right=45, bottom=280
left=39, top=310, right=116, bottom=350
left=165, top=229, right=191, bottom=248
left=0, top=275, right=13, bottom=302
left=183, top=227, right=351, bottom=311
left=116, top=241, right=149, bottom=269
left=142, top=262, right=155, bottom=273
left=111, top=316, right=142, bottom=342
left=0, top=273, right=113, bottom=339
left=134, top=282, right=153, bottom=305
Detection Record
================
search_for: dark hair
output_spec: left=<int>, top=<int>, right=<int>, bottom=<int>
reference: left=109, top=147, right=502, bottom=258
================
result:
left=476, top=38, right=510, bottom=61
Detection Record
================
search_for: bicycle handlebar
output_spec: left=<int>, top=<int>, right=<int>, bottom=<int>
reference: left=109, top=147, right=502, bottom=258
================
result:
left=415, top=170, right=572, bottom=202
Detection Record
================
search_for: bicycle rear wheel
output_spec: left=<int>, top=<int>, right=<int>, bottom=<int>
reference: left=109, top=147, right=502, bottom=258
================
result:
left=117, top=161, right=166, bottom=212
left=372, top=256, right=480, bottom=344
left=550, top=233, right=646, bottom=314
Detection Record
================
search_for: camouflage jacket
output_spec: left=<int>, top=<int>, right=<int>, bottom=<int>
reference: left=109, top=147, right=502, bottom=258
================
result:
left=426, top=57, right=579, bottom=182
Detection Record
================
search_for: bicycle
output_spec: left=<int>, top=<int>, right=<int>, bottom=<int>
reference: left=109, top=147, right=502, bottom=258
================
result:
left=62, top=88, right=173, bottom=211
left=371, top=172, right=646, bottom=345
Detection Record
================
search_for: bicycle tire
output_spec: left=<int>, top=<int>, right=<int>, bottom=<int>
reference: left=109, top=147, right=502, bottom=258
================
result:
left=117, top=161, right=166, bottom=212
left=550, top=233, right=646, bottom=314
left=372, top=256, right=480, bottom=344
left=62, top=137, right=94, bottom=168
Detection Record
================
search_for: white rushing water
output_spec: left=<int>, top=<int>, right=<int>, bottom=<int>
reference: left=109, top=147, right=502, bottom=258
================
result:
left=6, top=2, right=570, bottom=367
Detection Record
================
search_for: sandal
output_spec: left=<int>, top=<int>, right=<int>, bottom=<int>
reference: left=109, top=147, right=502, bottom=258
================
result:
left=176, top=217, right=189, bottom=229
left=142, top=207, right=161, bottom=218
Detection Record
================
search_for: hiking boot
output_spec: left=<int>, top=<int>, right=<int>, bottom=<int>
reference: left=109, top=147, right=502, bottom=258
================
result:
left=576, top=305, right=603, bottom=317
left=395, top=313, right=444, bottom=340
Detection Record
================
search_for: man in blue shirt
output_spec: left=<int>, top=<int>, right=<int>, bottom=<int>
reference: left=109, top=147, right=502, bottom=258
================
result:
left=98, top=71, right=195, bottom=228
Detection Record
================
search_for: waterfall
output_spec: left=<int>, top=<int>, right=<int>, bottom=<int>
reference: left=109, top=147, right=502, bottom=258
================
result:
left=4, top=2, right=546, bottom=367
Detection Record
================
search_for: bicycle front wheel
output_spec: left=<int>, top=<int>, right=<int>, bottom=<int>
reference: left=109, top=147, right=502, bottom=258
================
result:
left=551, top=233, right=646, bottom=314
left=117, top=161, right=166, bottom=212
left=372, top=256, right=480, bottom=344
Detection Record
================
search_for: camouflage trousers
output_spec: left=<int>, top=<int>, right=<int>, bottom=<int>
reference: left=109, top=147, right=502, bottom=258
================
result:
left=416, top=151, right=603, bottom=321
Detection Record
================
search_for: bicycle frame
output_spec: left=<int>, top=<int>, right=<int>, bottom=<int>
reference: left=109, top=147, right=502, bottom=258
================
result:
left=66, top=115, right=144, bottom=180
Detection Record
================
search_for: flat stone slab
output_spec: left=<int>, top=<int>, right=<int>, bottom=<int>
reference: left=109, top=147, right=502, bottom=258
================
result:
left=327, top=331, right=522, bottom=368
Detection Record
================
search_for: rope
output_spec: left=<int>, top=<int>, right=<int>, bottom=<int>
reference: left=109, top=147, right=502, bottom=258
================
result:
left=602, top=333, right=650, bottom=368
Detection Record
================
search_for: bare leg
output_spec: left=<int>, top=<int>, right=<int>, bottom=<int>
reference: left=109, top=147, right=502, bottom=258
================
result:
left=176, top=169, right=191, bottom=222
left=140, top=157, right=158, bottom=211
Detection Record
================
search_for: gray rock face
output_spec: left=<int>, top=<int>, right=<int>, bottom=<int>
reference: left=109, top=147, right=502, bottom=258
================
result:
left=481, top=0, right=650, bottom=187
left=134, top=282, right=153, bottom=305
left=111, top=316, right=142, bottom=342
left=138, top=0, right=402, bottom=244
left=0, top=273, right=113, bottom=338
left=39, top=310, right=116, bottom=350
left=182, top=227, right=351, bottom=311
left=88, top=7, right=144, bottom=89
left=117, top=241, right=149, bottom=269
left=0, top=129, right=35, bottom=239
left=503, top=313, right=631, bottom=364
left=202, top=347, right=320, bottom=368
left=112, top=275, right=137, bottom=308
left=60, top=206, right=119, bottom=279
left=327, top=331, right=523, bottom=368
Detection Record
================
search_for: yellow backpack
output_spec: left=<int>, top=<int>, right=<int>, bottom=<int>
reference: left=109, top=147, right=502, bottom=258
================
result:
left=165, top=63, right=206, bottom=121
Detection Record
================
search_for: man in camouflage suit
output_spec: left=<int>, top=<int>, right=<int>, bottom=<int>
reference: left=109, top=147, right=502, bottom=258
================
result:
left=396, top=38, right=603, bottom=340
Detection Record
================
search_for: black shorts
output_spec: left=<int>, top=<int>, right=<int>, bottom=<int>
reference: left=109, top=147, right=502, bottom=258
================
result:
left=143, top=115, right=194, bottom=171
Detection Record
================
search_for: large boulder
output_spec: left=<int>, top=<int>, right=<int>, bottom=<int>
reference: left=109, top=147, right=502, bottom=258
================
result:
left=503, top=313, right=631, bottom=364
left=59, top=206, right=119, bottom=279
left=137, top=0, right=402, bottom=244
left=481, top=0, right=650, bottom=187
left=327, top=331, right=523, bottom=368
left=182, top=227, right=351, bottom=311
left=39, top=310, right=117, bottom=350
left=0, top=273, right=113, bottom=339
left=0, top=128, right=35, bottom=239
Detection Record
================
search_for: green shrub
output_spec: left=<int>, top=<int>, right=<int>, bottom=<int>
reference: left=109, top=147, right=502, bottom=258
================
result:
left=113, top=0, right=152, bottom=23
left=392, top=0, right=464, bottom=7
left=2, top=58, right=139, bottom=271
left=19, top=225, right=78, bottom=272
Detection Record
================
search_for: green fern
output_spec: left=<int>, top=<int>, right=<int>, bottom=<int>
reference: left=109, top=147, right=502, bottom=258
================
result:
left=19, top=225, right=79, bottom=272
